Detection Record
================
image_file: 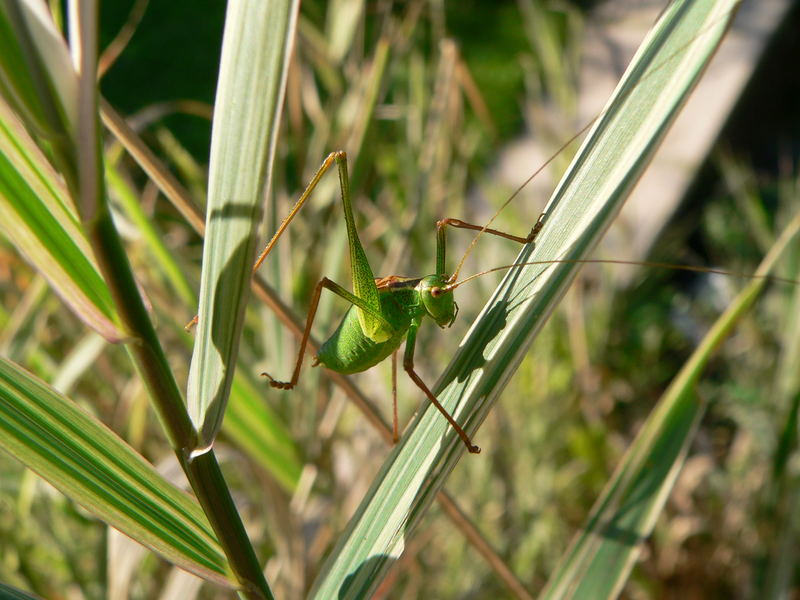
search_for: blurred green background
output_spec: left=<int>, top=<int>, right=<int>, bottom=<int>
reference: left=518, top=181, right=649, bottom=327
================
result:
left=1, top=0, right=799, bottom=598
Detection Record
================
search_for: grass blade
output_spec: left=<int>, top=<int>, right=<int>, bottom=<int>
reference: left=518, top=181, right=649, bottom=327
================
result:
left=104, top=143, right=303, bottom=492
left=187, top=0, right=300, bottom=447
left=0, top=1, right=78, bottom=188
left=225, top=372, right=302, bottom=492
left=310, top=1, right=741, bottom=596
left=0, top=582, right=41, bottom=600
left=0, top=357, right=232, bottom=587
left=0, top=98, right=122, bottom=340
left=0, top=4, right=275, bottom=595
left=541, top=210, right=800, bottom=599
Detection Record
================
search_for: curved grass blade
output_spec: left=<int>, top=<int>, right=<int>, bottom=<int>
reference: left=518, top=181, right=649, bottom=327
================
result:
left=0, top=357, right=232, bottom=587
left=0, top=98, right=122, bottom=341
left=187, top=0, right=300, bottom=448
left=309, top=1, right=741, bottom=597
left=225, top=372, right=302, bottom=493
left=2, top=3, right=276, bottom=595
left=540, top=210, right=800, bottom=599
left=104, top=156, right=303, bottom=492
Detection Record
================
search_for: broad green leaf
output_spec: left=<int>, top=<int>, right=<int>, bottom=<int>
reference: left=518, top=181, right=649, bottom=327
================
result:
left=0, top=357, right=232, bottom=587
left=187, top=0, right=300, bottom=448
left=310, top=1, right=741, bottom=597
left=0, top=98, right=122, bottom=340
left=541, top=211, right=800, bottom=599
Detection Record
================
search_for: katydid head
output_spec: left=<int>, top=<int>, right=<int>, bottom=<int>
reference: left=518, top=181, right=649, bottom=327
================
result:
left=419, top=274, right=458, bottom=328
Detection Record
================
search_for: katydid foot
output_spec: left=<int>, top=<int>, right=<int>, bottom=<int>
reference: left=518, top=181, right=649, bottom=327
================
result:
left=260, top=372, right=294, bottom=390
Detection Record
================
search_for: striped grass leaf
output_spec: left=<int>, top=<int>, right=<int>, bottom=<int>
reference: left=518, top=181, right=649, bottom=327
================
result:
left=0, top=55, right=302, bottom=493
left=0, top=97, right=122, bottom=341
left=0, top=356, right=233, bottom=587
left=0, top=1, right=78, bottom=186
left=187, top=0, right=300, bottom=448
left=0, top=582, right=40, bottom=600
left=310, top=0, right=741, bottom=597
left=541, top=210, right=800, bottom=599
left=2, top=5, right=275, bottom=593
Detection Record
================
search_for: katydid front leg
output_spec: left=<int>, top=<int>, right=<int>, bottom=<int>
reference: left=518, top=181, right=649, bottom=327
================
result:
left=434, top=214, right=545, bottom=281
left=403, top=318, right=481, bottom=454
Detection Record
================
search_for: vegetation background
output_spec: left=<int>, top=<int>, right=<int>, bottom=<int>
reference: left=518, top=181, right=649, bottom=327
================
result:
left=1, top=0, right=799, bottom=598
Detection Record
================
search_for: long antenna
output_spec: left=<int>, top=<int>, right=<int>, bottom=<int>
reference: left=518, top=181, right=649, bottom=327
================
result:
left=448, top=1, right=743, bottom=283
left=443, top=258, right=800, bottom=294
left=449, top=121, right=595, bottom=283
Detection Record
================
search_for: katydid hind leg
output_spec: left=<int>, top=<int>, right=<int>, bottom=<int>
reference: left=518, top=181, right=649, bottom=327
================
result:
left=403, top=322, right=480, bottom=454
left=256, top=150, right=386, bottom=340
left=254, top=150, right=394, bottom=386
left=333, top=151, right=388, bottom=341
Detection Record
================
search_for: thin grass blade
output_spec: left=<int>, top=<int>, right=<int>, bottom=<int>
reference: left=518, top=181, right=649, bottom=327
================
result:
left=225, top=372, right=302, bottom=493
left=309, top=1, right=741, bottom=596
left=541, top=211, right=800, bottom=599
left=104, top=152, right=303, bottom=491
left=187, top=0, right=299, bottom=448
left=0, top=357, right=233, bottom=587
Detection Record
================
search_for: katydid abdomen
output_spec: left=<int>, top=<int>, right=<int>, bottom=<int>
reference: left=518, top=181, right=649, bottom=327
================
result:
left=316, top=287, right=417, bottom=374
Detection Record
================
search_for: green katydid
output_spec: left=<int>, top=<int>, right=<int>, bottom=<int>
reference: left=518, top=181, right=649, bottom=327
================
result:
left=227, top=2, right=796, bottom=456
left=255, top=150, right=544, bottom=454
left=247, top=150, right=799, bottom=457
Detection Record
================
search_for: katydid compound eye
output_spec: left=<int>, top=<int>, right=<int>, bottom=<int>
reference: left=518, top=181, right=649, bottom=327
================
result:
left=431, top=287, right=442, bottom=297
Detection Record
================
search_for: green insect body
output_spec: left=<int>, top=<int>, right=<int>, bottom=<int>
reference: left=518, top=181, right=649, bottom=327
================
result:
left=316, top=275, right=455, bottom=375
left=256, top=151, right=536, bottom=454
